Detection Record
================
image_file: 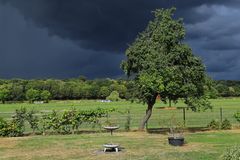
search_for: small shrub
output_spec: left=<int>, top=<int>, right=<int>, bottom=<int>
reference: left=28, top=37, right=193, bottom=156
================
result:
left=60, top=109, right=79, bottom=134
left=40, top=113, right=52, bottom=135
left=221, top=119, right=232, bottom=130
left=106, top=91, right=121, bottom=101
left=207, top=120, right=220, bottom=130
left=0, top=117, right=8, bottom=136
left=40, top=90, right=51, bottom=103
left=233, top=112, right=240, bottom=123
left=124, top=109, right=131, bottom=131
left=0, top=108, right=28, bottom=137
left=221, top=145, right=240, bottom=160
left=11, top=108, right=27, bottom=135
left=0, top=120, right=25, bottom=137
left=40, top=110, right=63, bottom=135
left=26, top=110, right=39, bottom=134
left=7, top=121, right=24, bottom=137
left=26, top=89, right=40, bottom=103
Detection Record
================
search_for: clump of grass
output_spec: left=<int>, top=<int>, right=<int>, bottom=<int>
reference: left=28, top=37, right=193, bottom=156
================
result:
left=221, top=145, right=240, bottom=160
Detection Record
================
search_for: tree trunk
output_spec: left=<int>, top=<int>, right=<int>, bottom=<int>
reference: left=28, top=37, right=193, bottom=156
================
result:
left=139, top=103, right=153, bottom=130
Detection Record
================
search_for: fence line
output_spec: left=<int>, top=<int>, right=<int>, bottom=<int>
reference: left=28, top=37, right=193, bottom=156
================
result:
left=0, top=107, right=239, bottom=130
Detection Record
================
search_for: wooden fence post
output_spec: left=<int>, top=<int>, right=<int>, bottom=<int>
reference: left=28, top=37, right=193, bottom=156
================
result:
left=220, top=107, right=223, bottom=123
left=183, top=108, right=186, bottom=127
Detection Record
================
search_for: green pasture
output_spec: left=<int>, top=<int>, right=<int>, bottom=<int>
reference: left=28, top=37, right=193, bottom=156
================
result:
left=0, top=130, right=240, bottom=160
left=0, top=99, right=240, bottom=160
left=0, top=98, right=240, bottom=129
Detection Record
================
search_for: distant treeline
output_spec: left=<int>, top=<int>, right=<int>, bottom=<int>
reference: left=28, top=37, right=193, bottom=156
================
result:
left=0, top=77, right=239, bottom=103
left=215, top=80, right=240, bottom=97
left=0, top=76, right=128, bottom=103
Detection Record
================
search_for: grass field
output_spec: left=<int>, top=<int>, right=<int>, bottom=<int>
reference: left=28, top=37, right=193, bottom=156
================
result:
left=0, top=98, right=240, bottom=129
left=0, top=99, right=240, bottom=160
left=0, top=130, right=240, bottom=160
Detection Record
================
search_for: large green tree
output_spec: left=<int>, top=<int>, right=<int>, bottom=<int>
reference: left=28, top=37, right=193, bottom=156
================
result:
left=99, top=86, right=111, bottom=99
left=0, top=85, right=10, bottom=104
left=122, top=8, right=211, bottom=130
left=26, top=89, right=40, bottom=103
left=40, top=90, right=52, bottom=103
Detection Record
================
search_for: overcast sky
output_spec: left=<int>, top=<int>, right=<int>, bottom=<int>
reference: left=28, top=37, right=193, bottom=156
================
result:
left=0, top=0, right=240, bottom=80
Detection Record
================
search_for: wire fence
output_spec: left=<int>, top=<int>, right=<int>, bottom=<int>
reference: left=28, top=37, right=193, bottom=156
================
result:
left=147, top=107, right=240, bottom=128
left=0, top=106, right=239, bottom=132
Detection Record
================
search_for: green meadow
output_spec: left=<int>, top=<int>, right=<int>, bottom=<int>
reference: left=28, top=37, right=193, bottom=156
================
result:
left=0, top=98, right=240, bottom=129
left=0, top=130, right=240, bottom=160
left=0, top=98, right=240, bottom=159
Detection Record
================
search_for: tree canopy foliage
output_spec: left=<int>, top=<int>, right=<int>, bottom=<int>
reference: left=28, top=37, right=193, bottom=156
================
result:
left=0, top=84, right=10, bottom=104
left=122, top=8, right=211, bottom=129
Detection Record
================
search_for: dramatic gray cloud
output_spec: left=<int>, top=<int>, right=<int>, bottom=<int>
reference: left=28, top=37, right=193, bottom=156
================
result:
left=0, top=0, right=239, bottom=79
left=186, top=4, right=240, bottom=79
left=0, top=3, right=124, bottom=78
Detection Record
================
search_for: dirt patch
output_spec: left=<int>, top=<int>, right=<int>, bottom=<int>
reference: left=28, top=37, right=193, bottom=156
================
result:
left=186, top=129, right=240, bottom=135
left=175, top=142, right=213, bottom=152
left=0, top=147, right=90, bottom=160
left=0, top=138, right=17, bottom=149
left=116, top=132, right=150, bottom=138
left=224, top=129, right=240, bottom=134
left=0, top=137, right=28, bottom=149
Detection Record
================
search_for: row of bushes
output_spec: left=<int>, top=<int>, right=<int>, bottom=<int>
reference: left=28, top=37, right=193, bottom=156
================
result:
left=207, top=119, right=232, bottom=130
left=0, top=108, right=116, bottom=137
left=207, top=111, right=240, bottom=130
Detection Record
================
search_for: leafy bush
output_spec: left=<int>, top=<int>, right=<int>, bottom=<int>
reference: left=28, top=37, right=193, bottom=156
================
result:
left=1, top=108, right=39, bottom=137
left=124, top=109, right=131, bottom=131
left=60, top=109, right=79, bottom=134
left=207, top=120, right=220, bottom=130
left=0, top=117, right=8, bottom=136
left=26, top=89, right=40, bottom=103
left=106, top=91, right=121, bottom=101
left=0, top=108, right=28, bottom=137
left=11, top=108, right=27, bottom=134
left=0, top=119, right=25, bottom=137
left=221, top=145, right=240, bottom=160
left=221, top=119, right=232, bottom=130
left=40, top=110, right=61, bottom=135
left=0, top=85, right=10, bottom=104
left=40, top=90, right=51, bottom=103
left=6, top=121, right=24, bottom=137
left=40, top=108, right=116, bottom=135
left=40, top=113, right=52, bottom=135
left=26, top=110, right=39, bottom=134
left=1, top=107, right=116, bottom=136
left=234, top=112, right=240, bottom=123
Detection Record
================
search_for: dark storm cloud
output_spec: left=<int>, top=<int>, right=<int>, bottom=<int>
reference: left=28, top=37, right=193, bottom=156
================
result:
left=0, top=0, right=240, bottom=79
left=186, top=4, right=240, bottom=79
left=1, top=0, right=238, bottom=52
left=0, top=3, right=124, bottom=78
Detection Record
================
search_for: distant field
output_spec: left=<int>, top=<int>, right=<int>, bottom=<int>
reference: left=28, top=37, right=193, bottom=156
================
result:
left=0, top=98, right=240, bottom=129
left=0, top=130, right=240, bottom=160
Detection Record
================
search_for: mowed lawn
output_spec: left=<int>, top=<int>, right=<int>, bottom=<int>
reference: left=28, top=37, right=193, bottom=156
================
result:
left=0, top=98, right=240, bottom=129
left=0, top=99, right=240, bottom=160
left=0, top=130, right=240, bottom=160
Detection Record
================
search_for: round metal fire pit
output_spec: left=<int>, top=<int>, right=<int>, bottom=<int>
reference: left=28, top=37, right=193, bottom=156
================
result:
left=103, top=144, right=119, bottom=152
